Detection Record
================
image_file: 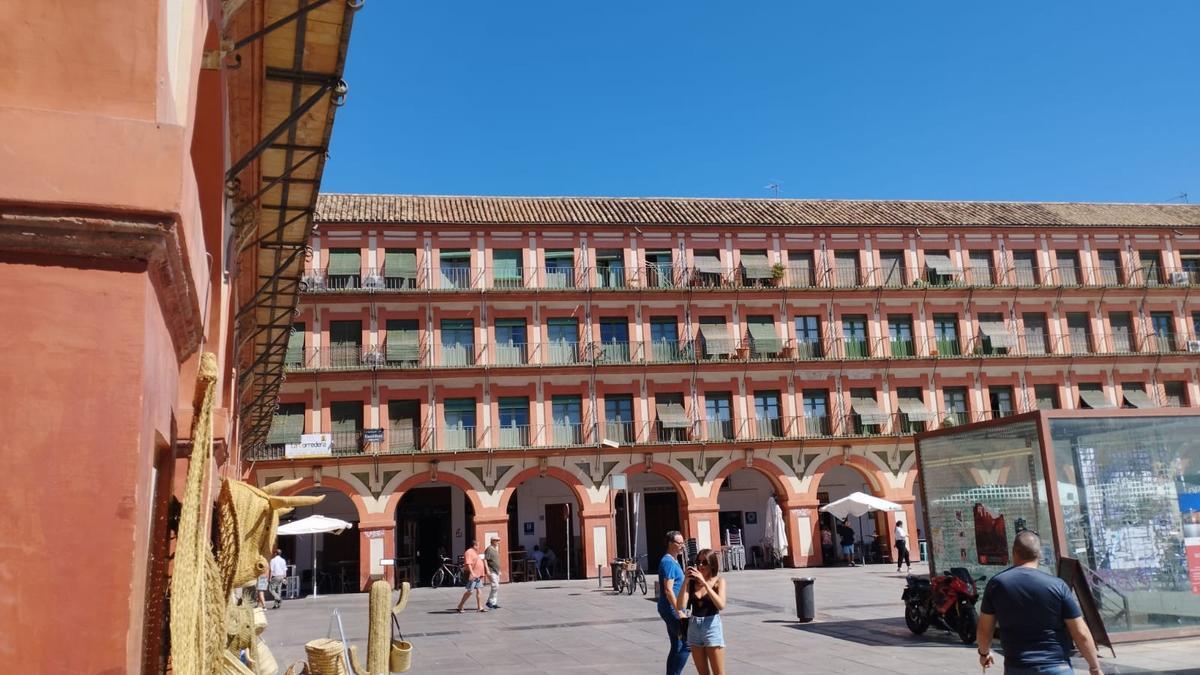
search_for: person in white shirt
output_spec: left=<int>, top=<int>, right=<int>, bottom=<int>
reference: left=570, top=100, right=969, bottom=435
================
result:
left=269, top=549, right=288, bottom=609
left=894, top=520, right=911, bottom=572
left=531, top=545, right=545, bottom=579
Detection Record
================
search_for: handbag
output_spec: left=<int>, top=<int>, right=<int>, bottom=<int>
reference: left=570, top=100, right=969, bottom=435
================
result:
left=389, top=614, right=413, bottom=673
left=677, top=614, right=690, bottom=640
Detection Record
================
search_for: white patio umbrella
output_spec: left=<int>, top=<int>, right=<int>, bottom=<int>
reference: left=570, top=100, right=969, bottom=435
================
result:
left=761, top=495, right=789, bottom=566
left=277, top=514, right=354, bottom=598
left=820, top=492, right=902, bottom=564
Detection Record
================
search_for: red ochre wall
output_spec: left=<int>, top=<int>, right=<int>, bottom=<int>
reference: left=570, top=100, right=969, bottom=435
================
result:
left=0, top=256, right=180, bottom=674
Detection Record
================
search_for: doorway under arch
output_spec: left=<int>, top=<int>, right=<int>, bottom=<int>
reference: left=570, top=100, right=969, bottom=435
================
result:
left=394, top=482, right=473, bottom=586
left=814, top=463, right=885, bottom=566
left=279, top=486, right=359, bottom=595
left=504, top=475, right=583, bottom=579
left=615, top=471, right=688, bottom=573
left=716, top=467, right=777, bottom=568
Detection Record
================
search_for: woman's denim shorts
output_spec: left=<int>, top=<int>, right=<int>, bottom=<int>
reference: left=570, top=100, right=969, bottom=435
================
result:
left=465, top=577, right=484, bottom=591
left=687, top=613, right=725, bottom=648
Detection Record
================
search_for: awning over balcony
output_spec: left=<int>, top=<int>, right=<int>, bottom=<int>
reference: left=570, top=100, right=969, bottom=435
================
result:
left=656, top=403, right=690, bottom=428
left=693, top=253, right=723, bottom=275
left=898, top=398, right=936, bottom=422
left=925, top=253, right=957, bottom=276
left=741, top=252, right=772, bottom=279
left=699, top=324, right=734, bottom=355
left=1122, top=390, right=1158, bottom=409
left=747, top=322, right=783, bottom=354
left=979, top=321, right=1017, bottom=348
left=385, top=250, right=417, bottom=278
left=385, top=324, right=420, bottom=362
left=1079, top=390, right=1117, bottom=409
left=326, top=249, right=360, bottom=275
left=851, top=397, right=890, bottom=425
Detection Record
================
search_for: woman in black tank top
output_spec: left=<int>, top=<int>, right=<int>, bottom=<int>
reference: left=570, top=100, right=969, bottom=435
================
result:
left=674, top=548, right=727, bottom=675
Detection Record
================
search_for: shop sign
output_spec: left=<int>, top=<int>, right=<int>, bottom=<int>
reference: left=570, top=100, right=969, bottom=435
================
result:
left=285, top=433, right=332, bottom=459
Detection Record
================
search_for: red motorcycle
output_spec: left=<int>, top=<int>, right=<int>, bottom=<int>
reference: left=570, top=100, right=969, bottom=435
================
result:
left=902, top=567, right=985, bottom=644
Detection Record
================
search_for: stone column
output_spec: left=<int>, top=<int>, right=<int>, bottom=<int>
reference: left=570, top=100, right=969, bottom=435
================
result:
left=785, top=500, right=820, bottom=567
left=684, top=504, right=720, bottom=553
left=473, top=514, right=510, bottom=582
left=580, top=510, right=616, bottom=579
left=358, top=518, right=395, bottom=591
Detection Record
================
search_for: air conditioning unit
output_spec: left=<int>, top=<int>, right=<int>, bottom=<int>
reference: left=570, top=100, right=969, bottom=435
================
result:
left=1187, top=340, right=1200, bottom=353
left=1169, top=271, right=1191, bottom=285
left=362, top=274, right=385, bottom=290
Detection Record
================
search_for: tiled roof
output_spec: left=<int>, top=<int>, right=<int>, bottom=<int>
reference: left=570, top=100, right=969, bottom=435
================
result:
left=315, top=194, right=1200, bottom=228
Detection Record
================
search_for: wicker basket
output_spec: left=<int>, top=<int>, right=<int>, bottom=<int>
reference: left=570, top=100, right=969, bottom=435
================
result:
left=622, top=561, right=639, bottom=572
left=305, top=639, right=348, bottom=675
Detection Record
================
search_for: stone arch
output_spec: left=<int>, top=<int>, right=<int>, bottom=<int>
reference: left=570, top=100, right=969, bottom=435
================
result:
left=802, top=453, right=889, bottom=500
left=621, top=459, right=693, bottom=506
left=277, top=476, right=369, bottom=523
left=382, top=469, right=484, bottom=522
left=495, top=466, right=592, bottom=515
left=708, top=458, right=797, bottom=506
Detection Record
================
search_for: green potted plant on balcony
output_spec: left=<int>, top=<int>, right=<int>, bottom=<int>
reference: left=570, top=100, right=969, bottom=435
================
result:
left=770, top=263, right=787, bottom=286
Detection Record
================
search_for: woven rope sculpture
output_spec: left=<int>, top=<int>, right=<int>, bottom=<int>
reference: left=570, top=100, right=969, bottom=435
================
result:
left=217, top=478, right=322, bottom=595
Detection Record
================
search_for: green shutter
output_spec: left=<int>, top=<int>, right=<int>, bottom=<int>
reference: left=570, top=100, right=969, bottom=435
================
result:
left=386, top=319, right=419, bottom=362
left=331, top=402, right=361, bottom=434
left=267, top=404, right=305, bottom=444
left=494, top=250, right=522, bottom=280
left=286, top=323, right=305, bottom=365
left=439, top=249, right=470, bottom=261
left=327, top=249, right=361, bottom=275
left=385, top=249, right=416, bottom=278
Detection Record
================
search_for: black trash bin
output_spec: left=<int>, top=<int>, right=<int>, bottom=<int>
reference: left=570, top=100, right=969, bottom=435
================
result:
left=792, top=577, right=815, bottom=622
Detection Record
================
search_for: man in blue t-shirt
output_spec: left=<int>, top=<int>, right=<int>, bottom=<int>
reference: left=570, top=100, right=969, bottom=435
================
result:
left=657, top=530, right=690, bottom=675
left=976, top=531, right=1103, bottom=675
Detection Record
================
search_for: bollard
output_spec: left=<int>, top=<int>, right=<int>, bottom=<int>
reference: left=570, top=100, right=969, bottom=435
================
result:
left=792, top=577, right=816, bottom=623
left=598, top=565, right=603, bottom=588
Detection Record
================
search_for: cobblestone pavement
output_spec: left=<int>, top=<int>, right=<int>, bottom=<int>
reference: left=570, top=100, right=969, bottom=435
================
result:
left=262, top=563, right=1199, bottom=674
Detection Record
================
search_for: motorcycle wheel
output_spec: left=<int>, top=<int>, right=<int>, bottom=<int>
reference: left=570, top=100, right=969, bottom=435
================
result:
left=957, top=604, right=978, bottom=644
left=904, top=602, right=929, bottom=635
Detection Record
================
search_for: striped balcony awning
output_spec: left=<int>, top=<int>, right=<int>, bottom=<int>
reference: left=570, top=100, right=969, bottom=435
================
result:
left=656, top=403, right=691, bottom=428
left=978, top=321, right=1017, bottom=348
left=1079, top=390, right=1117, bottom=409
left=741, top=252, right=772, bottom=279
left=1122, top=390, right=1157, bottom=409
left=897, top=398, right=936, bottom=422
left=699, top=324, right=734, bottom=355
left=693, top=253, right=723, bottom=275
left=924, top=253, right=957, bottom=275
left=851, top=397, right=890, bottom=425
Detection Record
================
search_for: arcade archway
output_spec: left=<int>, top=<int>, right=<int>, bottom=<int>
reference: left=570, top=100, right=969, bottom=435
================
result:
left=279, top=486, right=360, bottom=595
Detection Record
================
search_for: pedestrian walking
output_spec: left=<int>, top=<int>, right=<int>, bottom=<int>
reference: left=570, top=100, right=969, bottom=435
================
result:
left=485, top=535, right=502, bottom=609
left=976, top=531, right=1103, bottom=675
left=894, top=520, right=911, bottom=572
left=456, top=539, right=489, bottom=613
left=837, top=521, right=857, bottom=566
left=255, top=572, right=269, bottom=609
left=268, top=549, right=287, bottom=609
left=819, top=525, right=834, bottom=566
left=675, top=548, right=727, bottom=675
left=657, top=530, right=691, bottom=675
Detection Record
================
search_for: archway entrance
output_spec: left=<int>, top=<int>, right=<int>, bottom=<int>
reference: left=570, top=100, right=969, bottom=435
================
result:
left=616, top=472, right=684, bottom=573
left=395, top=483, right=473, bottom=586
left=716, top=468, right=776, bottom=568
left=815, top=464, right=883, bottom=565
left=281, top=486, right=359, bottom=595
left=508, top=475, right=581, bottom=579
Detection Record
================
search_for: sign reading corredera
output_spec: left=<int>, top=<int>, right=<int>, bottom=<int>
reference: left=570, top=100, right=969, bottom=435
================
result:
left=285, top=433, right=332, bottom=459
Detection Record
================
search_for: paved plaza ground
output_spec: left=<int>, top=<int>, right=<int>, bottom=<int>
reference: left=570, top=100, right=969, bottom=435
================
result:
left=263, top=563, right=1199, bottom=674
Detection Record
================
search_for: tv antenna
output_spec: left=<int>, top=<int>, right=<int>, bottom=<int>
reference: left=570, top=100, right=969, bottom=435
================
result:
left=765, top=182, right=781, bottom=198
left=1169, top=192, right=1188, bottom=203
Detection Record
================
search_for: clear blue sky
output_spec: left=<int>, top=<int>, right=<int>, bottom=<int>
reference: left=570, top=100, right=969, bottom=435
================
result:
left=323, top=1, right=1199, bottom=202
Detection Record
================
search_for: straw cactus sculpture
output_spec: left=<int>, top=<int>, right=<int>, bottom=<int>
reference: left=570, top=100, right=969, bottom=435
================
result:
left=365, top=580, right=392, bottom=675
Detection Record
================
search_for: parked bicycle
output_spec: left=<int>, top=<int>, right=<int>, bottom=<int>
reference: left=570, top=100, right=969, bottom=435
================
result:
left=612, top=554, right=648, bottom=595
left=430, top=555, right=464, bottom=589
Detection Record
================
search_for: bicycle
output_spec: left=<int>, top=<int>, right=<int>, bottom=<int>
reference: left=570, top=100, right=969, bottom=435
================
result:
left=612, top=555, right=648, bottom=596
left=430, top=555, right=464, bottom=589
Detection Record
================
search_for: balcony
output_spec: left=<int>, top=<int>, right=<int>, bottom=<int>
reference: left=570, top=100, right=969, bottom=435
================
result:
left=495, top=424, right=532, bottom=449
left=439, top=425, right=478, bottom=451
left=331, top=430, right=365, bottom=455
left=703, top=418, right=735, bottom=441
left=551, top=422, right=587, bottom=446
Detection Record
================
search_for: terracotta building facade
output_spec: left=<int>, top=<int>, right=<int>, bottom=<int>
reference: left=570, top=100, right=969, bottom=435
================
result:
left=249, top=194, right=1200, bottom=591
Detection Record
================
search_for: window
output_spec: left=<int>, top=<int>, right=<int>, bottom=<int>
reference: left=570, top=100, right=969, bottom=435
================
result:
left=897, top=387, right=931, bottom=433
left=552, top=395, right=583, bottom=444
left=326, top=248, right=361, bottom=289
left=645, top=250, right=675, bottom=288
left=329, top=320, right=362, bottom=368
left=330, top=401, right=363, bottom=454
left=1163, top=382, right=1187, bottom=407
left=547, top=318, right=579, bottom=364
left=1194, top=312, right=1200, bottom=341
left=1121, top=382, right=1155, bottom=409
left=698, top=316, right=733, bottom=359
left=1012, top=251, right=1039, bottom=285
left=655, top=392, right=688, bottom=441
left=384, top=249, right=417, bottom=289
left=384, top=319, right=420, bottom=366
left=841, top=315, right=869, bottom=358
left=1138, top=250, right=1162, bottom=285
left=1108, top=312, right=1133, bottom=352
left=977, top=312, right=1014, bottom=355
left=595, top=250, right=626, bottom=288
left=1066, top=313, right=1093, bottom=355
left=598, top=318, right=630, bottom=362
left=746, top=315, right=782, bottom=357
left=753, top=391, right=782, bottom=438
left=704, top=393, right=733, bottom=440
left=443, top=398, right=476, bottom=449
left=924, top=250, right=956, bottom=286
left=1150, top=312, right=1175, bottom=352
left=267, top=402, right=305, bottom=446
left=794, top=315, right=823, bottom=358
left=942, top=387, right=969, bottom=426
left=286, top=322, right=305, bottom=367
left=1181, top=251, right=1200, bottom=284
left=1034, top=384, right=1060, bottom=410
left=787, top=251, right=815, bottom=287
left=740, top=250, right=772, bottom=286
left=879, top=250, right=905, bottom=286
left=932, top=314, right=960, bottom=356
left=497, top=397, right=530, bottom=447
left=492, top=249, right=524, bottom=288
left=989, top=386, right=1015, bottom=419
left=440, top=319, right=475, bottom=366
left=969, top=251, right=994, bottom=285
left=1022, top=313, right=1049, bottom=355
left=1077, top=383, right=1115, bottom=409
left=439, top=249, right=471, bottom=289
left=849, top=387, right=886, bottom=434
left=649, top=317, right=684, bottom=362
left=1056, top=250, right=1080, bottom=286
left=801, top=390, right=830, bottom=435
left=833, top=251, right=860, bottom=287
left=544, top=250, right=575, bottom=288
left=604, top=395, right=635, bottom=443
left=692, top=249, right=724, bottom=287
left=888, top=314, right=914, bottom=357
left=1097, top=250, right=1123, bottom=285
left=387, top=400, right=420, bottom=452
left=494, top=318, right=527, bottom=365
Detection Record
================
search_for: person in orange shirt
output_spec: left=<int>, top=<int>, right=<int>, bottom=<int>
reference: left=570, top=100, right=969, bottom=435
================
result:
left=456, top=538, right=489, bottom=613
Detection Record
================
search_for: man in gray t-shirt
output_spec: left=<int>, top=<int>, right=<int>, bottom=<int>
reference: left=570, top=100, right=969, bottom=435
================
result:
left=976, top=531, right=1103, bottom=674
left=484, top=536, right=502, bottom=609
